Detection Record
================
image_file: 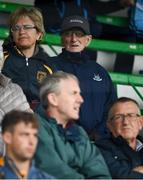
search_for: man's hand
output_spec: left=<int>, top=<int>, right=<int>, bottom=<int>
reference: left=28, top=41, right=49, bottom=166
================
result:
left=133, top=166, right=143, bottom=173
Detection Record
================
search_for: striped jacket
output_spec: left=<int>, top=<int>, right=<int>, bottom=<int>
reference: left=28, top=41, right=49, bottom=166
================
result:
left=0, top=74, right=31, bottom=156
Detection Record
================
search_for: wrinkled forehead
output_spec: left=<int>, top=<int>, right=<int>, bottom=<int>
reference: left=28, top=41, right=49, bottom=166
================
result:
left=109, top=101, right=140, bottom=116
left=59, top=77, right=79, bottom=89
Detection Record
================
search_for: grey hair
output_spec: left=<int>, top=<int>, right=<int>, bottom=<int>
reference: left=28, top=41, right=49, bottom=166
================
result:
left=40, top=71, right=79, bottom=109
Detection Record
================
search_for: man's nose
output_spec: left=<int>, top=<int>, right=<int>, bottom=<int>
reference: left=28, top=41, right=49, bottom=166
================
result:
left=71, top=33, right=78, bottom=41
left=122, top=116, right=130, bottom=124
left=19, top=27, right=26, bottom=33
left=78, top=94, right=84, bottom=104
left=29, top=135, right=37, bottom=145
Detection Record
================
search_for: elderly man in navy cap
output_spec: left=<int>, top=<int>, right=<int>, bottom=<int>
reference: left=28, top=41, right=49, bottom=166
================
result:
left=47, top=15, right=117, bottom=140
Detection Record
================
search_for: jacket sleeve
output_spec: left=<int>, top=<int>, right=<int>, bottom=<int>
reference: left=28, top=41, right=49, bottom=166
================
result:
left=8, top=82, right=31, bottom=112
left=78, top=129, right=111, bottom=179
left=34, top=117, right=84, bottom=179
left=0, top=81, right=31, bottom=123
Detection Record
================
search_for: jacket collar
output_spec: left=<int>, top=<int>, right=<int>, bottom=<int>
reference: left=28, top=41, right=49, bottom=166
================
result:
left=60, top=48, right=89, bottom=63
left=111, top=135, right=143, bottom=151
left=3, top=39, right=48, bottom=62
left=48, top=116, right=81, bottom=142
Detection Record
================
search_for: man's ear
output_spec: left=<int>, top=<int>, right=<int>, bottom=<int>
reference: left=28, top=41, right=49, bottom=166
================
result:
left=107, top=120, right=111, bottom=130
left=138, top=116, right=143, bottom=130
left=48, top=93, right=58, bottom=106
left=85, top=35, right=92, bottom=47
left=36, top=32, right=43, bottom=41
left=107, top=120, right=115, bottom=136
left=61, top=36, right=64, bottom=46
left=2, top=132, right=12, bottom=145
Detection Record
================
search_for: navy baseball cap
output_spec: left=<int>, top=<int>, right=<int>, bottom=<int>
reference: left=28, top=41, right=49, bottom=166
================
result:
left=61, top=15, right=90, bottom=35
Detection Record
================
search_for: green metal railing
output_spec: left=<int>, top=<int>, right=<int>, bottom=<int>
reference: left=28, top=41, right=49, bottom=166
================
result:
left=110, top=73, right=143, bottom=101
left=44, top=33, right=143, bottom=55
left=0, top=1, right=31, bottom=12
left=96, top=15, right=129, bottom=27
left=1, top=27, right=143, bottom=55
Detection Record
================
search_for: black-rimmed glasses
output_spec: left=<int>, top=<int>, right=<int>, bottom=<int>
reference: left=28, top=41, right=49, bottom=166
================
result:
left=110, top=113, right=141, bottom=122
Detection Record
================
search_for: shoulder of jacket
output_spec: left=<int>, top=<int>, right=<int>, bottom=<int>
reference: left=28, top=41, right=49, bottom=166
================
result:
left=4, top=81, right=22, bottom=94
left=0, top=157, right=4, bottom=167
left=0, top=158, right=9, bottom=179
left=43, top=64, right=54, bottom=74
left=0, top=74, right=11, bottom=87
left=3, top=50, right=10, bottom=61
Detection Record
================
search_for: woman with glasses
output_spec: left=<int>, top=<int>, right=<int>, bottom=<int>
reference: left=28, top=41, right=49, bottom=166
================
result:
left=2, top=7, right=55, bottom=110
left=95, top=97, right=143, bottom=179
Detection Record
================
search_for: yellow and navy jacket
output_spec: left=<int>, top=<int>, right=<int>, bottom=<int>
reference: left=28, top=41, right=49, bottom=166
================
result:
left=0, top=157, right=54, bottom=179
left=2, top=43, right=55, bottom=104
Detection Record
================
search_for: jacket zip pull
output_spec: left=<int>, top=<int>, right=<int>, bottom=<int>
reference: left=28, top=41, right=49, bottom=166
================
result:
left=26, top=57, right=29, bottom=66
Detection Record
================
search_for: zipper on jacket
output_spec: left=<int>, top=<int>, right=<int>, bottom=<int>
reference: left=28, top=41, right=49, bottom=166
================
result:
left=25, top=57, right=29, bottom=66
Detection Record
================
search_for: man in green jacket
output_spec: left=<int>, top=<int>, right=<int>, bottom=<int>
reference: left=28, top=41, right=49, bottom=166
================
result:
left=34, top=71, right=111, bottom=179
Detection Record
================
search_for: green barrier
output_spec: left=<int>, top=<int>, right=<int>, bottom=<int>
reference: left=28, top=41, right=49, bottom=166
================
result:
left=110, top=72, right=143, bottom=87
left=109, top=72, right=143, bottom=101
left=1, top=27, right=143, bottom=55
left=44, top=33, right=143, bottom=56
left=96, top=15, right=129, bottom=27
left=0, top=27, right=9, bottom=39
left=89, top=39, right=143, bottom=55
left=0, top=1, right=31, bottom=12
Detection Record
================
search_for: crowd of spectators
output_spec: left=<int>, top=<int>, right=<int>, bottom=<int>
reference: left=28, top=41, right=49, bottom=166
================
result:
left=0, top=1, right=143, bottom=179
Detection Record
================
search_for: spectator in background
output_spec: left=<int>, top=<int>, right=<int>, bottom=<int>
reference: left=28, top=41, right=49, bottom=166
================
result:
left=120, top=0, right=134, bottom=6
left=2, top=7, right=55, bottom=109
left=34, top=71, right=111, bottom=179
left=112, top=0, right=143, bottom=73
left=126, top=0, right=143, bottom=43
left=95, top=97, right=143, bottom=179
left=34, top=0, right=135, bottom=42
left=0, top=110, right=53, bottom=179
left=46, top=15, right=117, bottom=140
left=96, top=0, right=135, bottom=42
left=34, top=0, right=102, bottom=37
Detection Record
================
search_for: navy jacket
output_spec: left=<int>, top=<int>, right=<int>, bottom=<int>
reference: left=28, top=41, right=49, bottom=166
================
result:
left=49, top=49, right=117, bottom=139
left=2, top=43, right=55, bottom=103
left=96, top=136, right=143, bottom=179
